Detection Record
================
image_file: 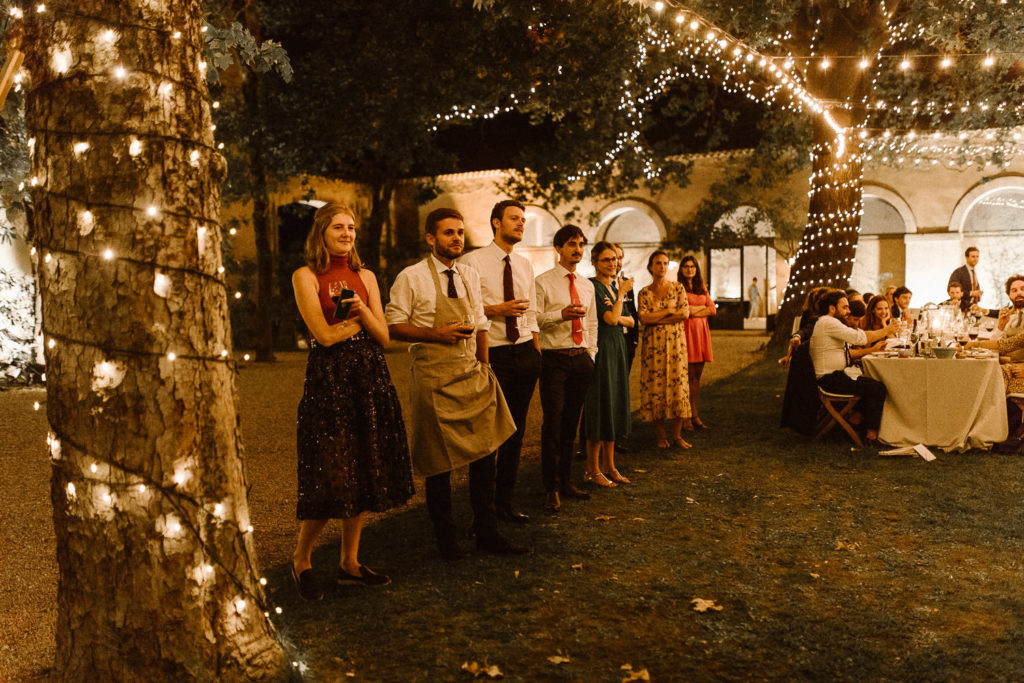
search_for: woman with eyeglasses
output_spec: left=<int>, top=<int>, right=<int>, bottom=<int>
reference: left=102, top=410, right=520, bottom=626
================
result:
left=678, top=255, right=716, bottom=430
left=581, top=241, right=634, bottom=487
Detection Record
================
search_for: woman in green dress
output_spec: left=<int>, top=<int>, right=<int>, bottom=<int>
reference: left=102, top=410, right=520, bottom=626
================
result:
left=582, top=241, right=635, bottom=487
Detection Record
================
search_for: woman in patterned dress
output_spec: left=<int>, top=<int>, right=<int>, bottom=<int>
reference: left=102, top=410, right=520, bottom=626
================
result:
left=679, top=254, right=716, bottom=430
left=638, top=251, right=692, bottom=449
left=290, top=201, right=414, bottom=600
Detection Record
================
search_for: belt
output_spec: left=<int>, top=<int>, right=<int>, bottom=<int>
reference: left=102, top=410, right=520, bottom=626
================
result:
left=544, top=348, right=588, bottom=356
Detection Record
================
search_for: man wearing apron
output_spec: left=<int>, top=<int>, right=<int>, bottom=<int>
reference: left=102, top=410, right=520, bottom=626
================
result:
left=387, top=208, right=526, bottom=560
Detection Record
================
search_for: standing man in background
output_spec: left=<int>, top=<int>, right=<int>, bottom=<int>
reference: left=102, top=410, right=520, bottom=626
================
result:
left=462, top=200, right=541, bottom=523
left=948, top=247, right=983, bottom=314
left=748, top=277, right=761, bottom=318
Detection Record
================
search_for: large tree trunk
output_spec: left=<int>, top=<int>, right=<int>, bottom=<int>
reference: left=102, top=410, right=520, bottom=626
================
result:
left=364, top=179, right=393, bottom=281
left=242, top=2, right=277, bottom=363
left=770, top=118, right=863, bottom=350
left=22, top=1, right=289, bottom=678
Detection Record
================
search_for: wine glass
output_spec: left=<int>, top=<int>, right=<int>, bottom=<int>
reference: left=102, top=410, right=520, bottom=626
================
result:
left=328, top=280, right=343, bottom=303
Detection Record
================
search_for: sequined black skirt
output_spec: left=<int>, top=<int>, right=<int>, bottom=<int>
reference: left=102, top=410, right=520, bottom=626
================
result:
left=296, top=331, right=415, bottom=519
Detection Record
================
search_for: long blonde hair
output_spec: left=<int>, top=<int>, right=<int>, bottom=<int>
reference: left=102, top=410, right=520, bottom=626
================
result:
left=305, top=201, right=363, bottom=274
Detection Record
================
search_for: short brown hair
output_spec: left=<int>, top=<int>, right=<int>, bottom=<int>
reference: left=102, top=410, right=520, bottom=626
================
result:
left=646, top=249, right=669, bottom=273
left=425, top=207, right=464, bottom=236
left=553, top=224, right=586, bottom=248
left=489, top=200, right=525, bottom=233
left=817, top=289, right=847, bottom=316
left=305, top=201, right=362, bottom=275
left=965, top=246, right=979, bottom=258
left=1006, top=275, right=1024, bottom=296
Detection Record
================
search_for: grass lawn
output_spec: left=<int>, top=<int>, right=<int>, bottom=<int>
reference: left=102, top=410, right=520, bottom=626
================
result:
left=264, top=358, right=1024, bottom=682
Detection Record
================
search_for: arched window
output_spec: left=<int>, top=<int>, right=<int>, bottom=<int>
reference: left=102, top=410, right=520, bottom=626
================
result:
left=861, top=197, right=907, bottom=234
left=961, top=188, right=1024, bottom=233
left=522, top=206, right=561, bottom=247
left=598, top=207, right=663, bottom=244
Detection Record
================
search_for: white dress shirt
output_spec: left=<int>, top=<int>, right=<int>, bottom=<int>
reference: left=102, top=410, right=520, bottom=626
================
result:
left=460, top=241, right=539, bottom=347
left=385, top=254, right=488, bottom=349
left=809, top=315, right=867, bottom=378
left=534, top=263, right=598, bottom=359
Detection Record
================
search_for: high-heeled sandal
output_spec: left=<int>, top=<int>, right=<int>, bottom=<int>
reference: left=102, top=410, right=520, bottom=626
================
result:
left=673, top=437, right=693, bottom=449
left=681, top=419, right=695, bottom=431
left=604, top=468, right=630, bottom=484
left=692, top=418, right=708, bottom=429
left=656, top=439, right=671, bottom=449
left=583, top=471, right=617, bottom=488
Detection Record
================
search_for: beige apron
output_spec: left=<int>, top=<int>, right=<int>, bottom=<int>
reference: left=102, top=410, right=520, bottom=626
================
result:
left=408, top=258, right=516, bottom=477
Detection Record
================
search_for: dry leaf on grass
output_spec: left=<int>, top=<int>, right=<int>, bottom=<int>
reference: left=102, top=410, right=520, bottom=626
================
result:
left=461, top=661, right=503, bottom=678
left=547, top=655, right=571, bottom=664
left=632, top=517, right=646, bottom=522
left=571, top=563, right=583, bottom=570
left=514, top=570, right=520, bottom=579
left=685, top=497, right=697, bottom=504
left=809, top=572, right=820, bottom=579
left=620, top=664, right=651, bottom=681
left=634, top=469, right=648, bottom=473
left=834, top=540, right=860, bottom=551
left=594, top=515, right=616, bottom=521
left=691, top=598, right=723, bottom=612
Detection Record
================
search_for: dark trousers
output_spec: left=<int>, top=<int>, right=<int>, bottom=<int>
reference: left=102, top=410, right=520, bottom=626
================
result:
left=424, top=454, right=499, bottom=543
left=490, top=342, right=541, bottom=509
left=540, top=350, right=594, bottom=493
left=818, top=370, right=887, bottom=430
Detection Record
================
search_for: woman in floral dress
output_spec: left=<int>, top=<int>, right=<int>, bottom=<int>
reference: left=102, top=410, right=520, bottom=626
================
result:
left=638, top=251, right=692, bottom=449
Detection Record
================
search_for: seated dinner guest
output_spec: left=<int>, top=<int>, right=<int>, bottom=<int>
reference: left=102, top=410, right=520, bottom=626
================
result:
left=861, top=295, right=892, bottom=332
left=891, top=286, right=912, bottom=320
left=942, top=281, right=964, bottom=309
left=967, top=329, right=1024, bottom=452
left=991, top=275, right=1024, bottom=362
left=810, top=290, right=898, bottom=444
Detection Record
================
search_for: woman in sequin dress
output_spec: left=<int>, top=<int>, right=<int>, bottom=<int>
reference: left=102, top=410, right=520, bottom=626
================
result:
left=679, top=255, right=716, bottom=430
left=291, top=201, right=414, bottom=600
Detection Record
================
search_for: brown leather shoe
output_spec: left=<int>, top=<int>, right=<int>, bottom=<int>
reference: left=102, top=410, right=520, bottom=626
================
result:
left=544, top=491, right=561, bottom=513
left=558, top=485, right=591, bottom=501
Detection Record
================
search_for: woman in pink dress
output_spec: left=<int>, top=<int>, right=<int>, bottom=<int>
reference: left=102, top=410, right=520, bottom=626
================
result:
left=678, top=255, right=715, bottom=430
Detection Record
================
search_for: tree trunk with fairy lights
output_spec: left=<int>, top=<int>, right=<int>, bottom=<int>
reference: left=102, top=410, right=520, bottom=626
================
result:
left=769, top=118, right=864, bottom=350
left=19, top=1, right=290, bottom=679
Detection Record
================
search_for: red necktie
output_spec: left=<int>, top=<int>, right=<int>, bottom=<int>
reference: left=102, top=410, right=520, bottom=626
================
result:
left=503, top=256, right=519, bottom=342
left=567, top=273, right=583, bottom=345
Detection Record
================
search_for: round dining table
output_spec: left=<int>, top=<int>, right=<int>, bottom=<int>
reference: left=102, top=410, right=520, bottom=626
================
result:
left=861, top=354, right=1008, bottom=452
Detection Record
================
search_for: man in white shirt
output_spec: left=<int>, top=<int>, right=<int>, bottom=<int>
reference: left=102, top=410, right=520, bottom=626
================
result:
left=535, top=225, right=598, bottom=513
left=809, top=289, right=896, bottom=443
left=461, top=200, right=541, bottom=523
left=386, top=208, right=526, bottom=560
left=992, top=275, right=1024, bottom=361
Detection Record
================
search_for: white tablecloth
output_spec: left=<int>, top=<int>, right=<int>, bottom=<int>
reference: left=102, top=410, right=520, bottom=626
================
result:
left=861, top=356, right=1008, bottom=451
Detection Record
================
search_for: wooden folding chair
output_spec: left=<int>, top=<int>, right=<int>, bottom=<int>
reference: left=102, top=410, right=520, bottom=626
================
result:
left=816, top=388, right=862, bottom=446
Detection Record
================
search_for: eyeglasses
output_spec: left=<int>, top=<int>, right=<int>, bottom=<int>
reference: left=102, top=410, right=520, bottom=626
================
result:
left=597, top=257, right=618, bottom=263
left=681, top=264, right=696, bottom=269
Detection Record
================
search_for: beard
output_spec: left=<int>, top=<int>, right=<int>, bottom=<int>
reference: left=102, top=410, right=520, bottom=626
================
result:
left=1013, top=295, right=1024, bottom=309
left=434, top=243, right=463, bottom=261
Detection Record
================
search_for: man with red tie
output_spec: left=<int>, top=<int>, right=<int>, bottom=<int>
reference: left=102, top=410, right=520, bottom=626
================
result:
left=462, top=200, right=541, bottom=523
left=535, top=225, right=598, bottom=513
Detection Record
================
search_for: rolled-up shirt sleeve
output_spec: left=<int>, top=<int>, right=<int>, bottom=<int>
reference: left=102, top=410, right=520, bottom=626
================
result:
left=384, top=271, right=413, bottom=327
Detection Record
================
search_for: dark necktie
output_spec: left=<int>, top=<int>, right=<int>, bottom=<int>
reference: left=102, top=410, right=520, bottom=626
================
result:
left=445, top=269, right=458, bottom=299
left=503, top=255, right=519, bottom=342
left=567, top=273, right=583, bottom=345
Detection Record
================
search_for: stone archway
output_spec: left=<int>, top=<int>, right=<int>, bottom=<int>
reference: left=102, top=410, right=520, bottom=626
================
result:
left=593, top=199, right=667, bottom=288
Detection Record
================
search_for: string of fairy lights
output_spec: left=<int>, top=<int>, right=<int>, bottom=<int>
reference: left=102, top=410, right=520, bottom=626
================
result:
left=434, top=0, right=1024, bottom=308
left=10, top=3, right=304, bottom=671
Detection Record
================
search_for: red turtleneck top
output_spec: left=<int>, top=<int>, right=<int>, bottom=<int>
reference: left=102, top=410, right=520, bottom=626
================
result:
left=315, top=255, right=369, bottom=324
